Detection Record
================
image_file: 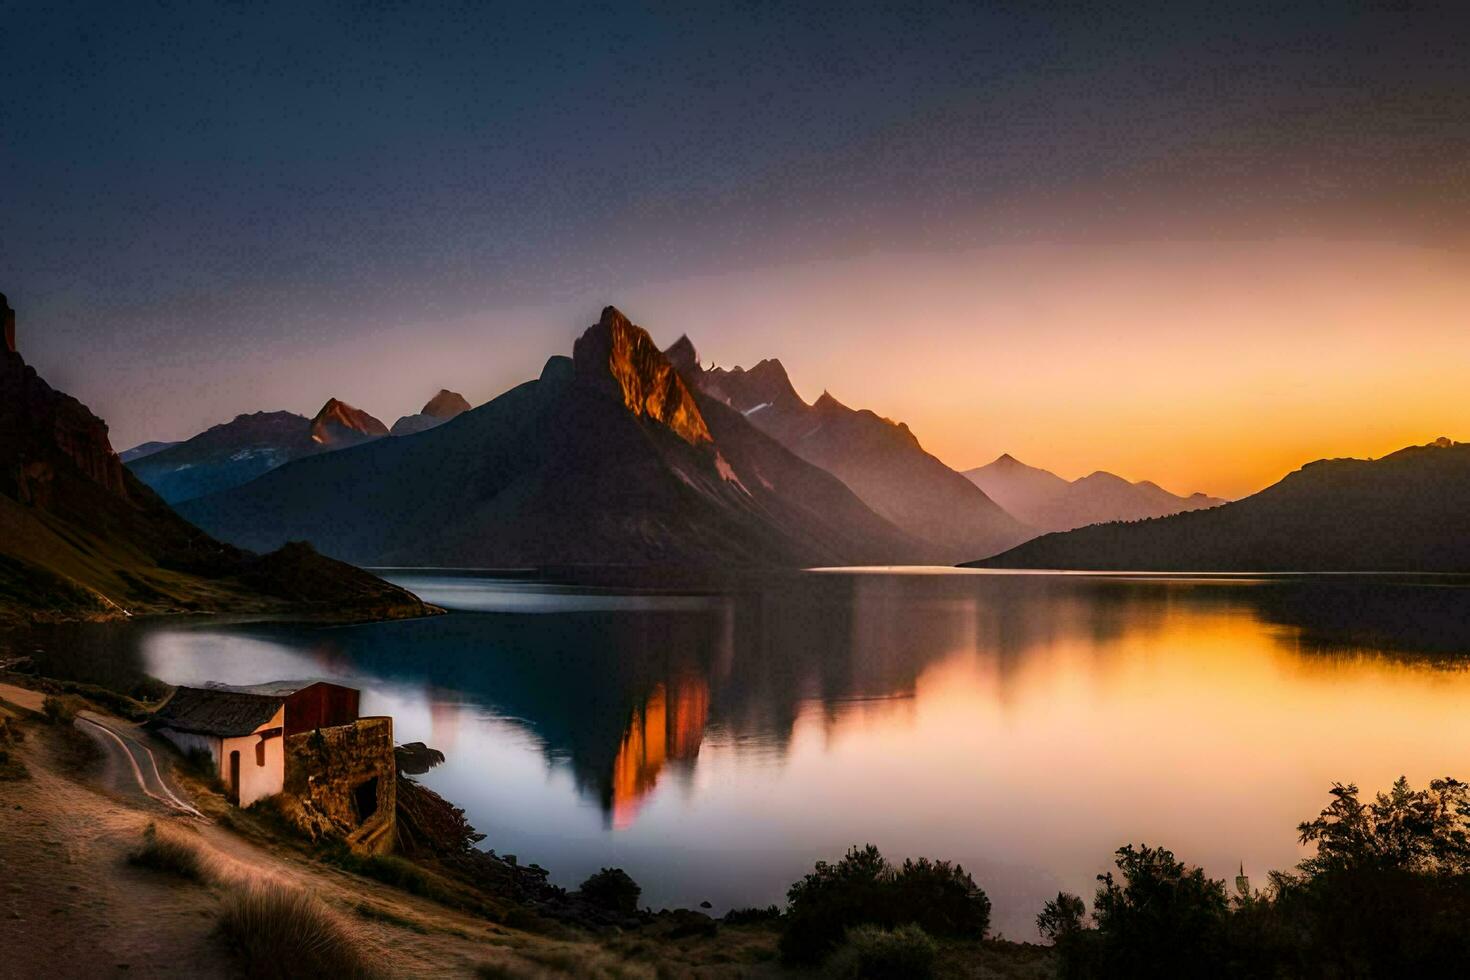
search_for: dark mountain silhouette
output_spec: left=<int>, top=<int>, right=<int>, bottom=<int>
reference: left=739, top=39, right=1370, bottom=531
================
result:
left=129, top=397, right=391, bottom=504
left=180, top=307, right=924, bottom=568
left=968, top=438, right=1470, bottom=571
left=672, top=343, right=1032, bottom=562
left=118, top=440, right=178, bottom=463
left=0, top=293, right=434, bottom=625
left=965, top=453, right=1225, bottom=532
left=391, top=389, right=472, bottom=436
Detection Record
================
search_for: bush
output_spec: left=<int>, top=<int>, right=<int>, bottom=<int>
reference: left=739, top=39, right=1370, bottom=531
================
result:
left=42, top=694, right=79, bottom=724
left=577, top=867, right=642, bottom=914
left=723, top=904, right=783, bottom=925
left=128, top=822, right=211, bottom=882
left=892, top=857, right=990, bottom=938
left=219, top=882, right=379, bottom=979
left=1037, top=891, right=1086, bottom=943
left=1087, top=844, right=1229, bottom=978
left=1047, top=776, right=1470, bottom=978
left=780, top=845, right=990, bottom=964
left=825, top=924, right=937, bottom=980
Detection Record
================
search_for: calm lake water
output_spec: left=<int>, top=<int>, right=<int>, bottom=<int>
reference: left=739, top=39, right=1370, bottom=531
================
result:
left=23, top=569, right=1470, bottom=938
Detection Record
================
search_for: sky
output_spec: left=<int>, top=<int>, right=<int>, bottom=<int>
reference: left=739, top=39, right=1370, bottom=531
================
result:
left=3, top=1, right=1468, bottom=499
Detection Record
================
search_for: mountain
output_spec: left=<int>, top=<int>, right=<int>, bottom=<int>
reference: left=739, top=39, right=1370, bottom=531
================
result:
left=129, top=398, right=390, bottom=504
left=127, top=411, right=317, bottom=503
left=672, top=345, right=1033, bottom=562
left=118, top=440, right=178, bottom=463
left=310, top=397, right=389, bottom=447
left=0, top=293, right=434, bottom=625
left=180, top=306, right=925, bottom=567
left=968, top=438, right=1470, bottom=571
left=390, top=389, right=472, bottom=437
left=964, top=454, right=1225, bottom=532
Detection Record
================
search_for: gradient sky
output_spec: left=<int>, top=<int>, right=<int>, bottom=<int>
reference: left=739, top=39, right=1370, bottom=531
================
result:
left=4, top=1, right=1468, bottom=499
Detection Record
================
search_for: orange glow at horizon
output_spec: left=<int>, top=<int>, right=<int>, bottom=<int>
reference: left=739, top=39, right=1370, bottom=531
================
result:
left=614, top=238, right=1470, bottom=500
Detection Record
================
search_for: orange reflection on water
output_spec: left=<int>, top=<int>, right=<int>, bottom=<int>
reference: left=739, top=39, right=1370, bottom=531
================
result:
left=610, top=675, right=710, bottom=828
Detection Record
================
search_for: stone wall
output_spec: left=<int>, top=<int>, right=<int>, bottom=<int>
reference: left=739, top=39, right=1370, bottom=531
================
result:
left=281, top=716, right=396, bottom=854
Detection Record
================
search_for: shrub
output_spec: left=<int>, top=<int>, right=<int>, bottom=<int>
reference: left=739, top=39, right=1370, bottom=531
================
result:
left=128, top=822, right=210, bottom=882
left=1037, top=891, right=1087, bottom=943
left=1088, top=844, right=1229, bottom=977
left=577, top=867, right=642, bottom=914
left=780, top=845, right=990, bottom=964
left=825, top=924, right=937, bottom=980
left=892, top=857, right=990, bottom=938
left=42, top=694, right=79, bottom=724
left=1046, top=777, right=1470, bottom=979
left=219, top=882, right=379, bottom=979
left=1265, top=776, right=1470, bottom=976
left=723, top=904, right=783, bottom=925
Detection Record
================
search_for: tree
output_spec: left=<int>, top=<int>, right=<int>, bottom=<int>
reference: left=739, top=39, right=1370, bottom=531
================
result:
left=1295, top=776, right=1470, bottom=876
left=1089, top=844, right=1229, bottom=978
left=1036, top=891, right=1086, bottom=942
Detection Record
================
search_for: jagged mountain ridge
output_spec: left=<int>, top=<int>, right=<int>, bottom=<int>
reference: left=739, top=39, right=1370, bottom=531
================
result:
left=965, top=454, right=1225, bottom=532
left=969, top=439, right=1470, bottom=571
left=0, top=293, right=433, bottom=624
left=671, top=342, right=1033, bottom=563
left=181, top=307, right=926, bottom=567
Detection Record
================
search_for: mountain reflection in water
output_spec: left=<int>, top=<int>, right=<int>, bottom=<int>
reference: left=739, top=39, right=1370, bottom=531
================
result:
left=11, top=569, right=1470, bottom=939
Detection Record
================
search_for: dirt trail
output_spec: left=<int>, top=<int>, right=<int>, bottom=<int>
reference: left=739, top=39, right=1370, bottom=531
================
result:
left=0, top=683, right=790, bottom=979
left=0, top=689, right=552, bottom=978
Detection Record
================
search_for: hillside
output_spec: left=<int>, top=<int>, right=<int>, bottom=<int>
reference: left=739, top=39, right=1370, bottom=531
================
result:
left=181, top=307, right=925, bottom=568
left=0, top=293, right=434, bottom=625
left=968, top=439, right=1470, bottom=571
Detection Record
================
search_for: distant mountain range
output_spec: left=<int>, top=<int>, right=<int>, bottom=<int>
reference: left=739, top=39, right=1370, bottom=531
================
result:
left=0, top=293, right=434, bottom=625
left=180, top=307, right=924, bottom=567
left=964, top=454, right=1225, bottom=532
left=969, top=438, right=1470, bottom=571
left=669, top=343, right=1031, bottom=562
left=390, top=389, right=471, bottom=436
left=128, top=391, right=469, bottom=504
left=118, top=440, right=178, bottom=463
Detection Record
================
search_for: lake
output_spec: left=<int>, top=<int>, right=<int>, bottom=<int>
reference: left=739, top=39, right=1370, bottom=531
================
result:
left=23, top=569, right=1470, bottom=938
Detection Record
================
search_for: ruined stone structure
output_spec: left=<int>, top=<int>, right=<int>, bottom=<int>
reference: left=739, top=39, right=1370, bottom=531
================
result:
left=282, top=716, right=397, bottom=854
left=152, top=681, right=396, bottom=853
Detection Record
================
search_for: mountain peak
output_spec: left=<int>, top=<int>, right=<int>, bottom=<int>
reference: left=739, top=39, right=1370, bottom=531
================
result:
left=310, top=398, right=389, bottom=445
left=573, top=306, right=712, bottom=445
left=813, top=390, right=848, bottom=412
left=422, top=389, right=471, bottom=418
left=664, top=335, right=699, bottom=376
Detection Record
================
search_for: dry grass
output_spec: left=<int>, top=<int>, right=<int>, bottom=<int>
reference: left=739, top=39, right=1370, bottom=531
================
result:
left=475, top=943, right=659, bottom=979
left=219, top=880, right=382, bottom=979
left=128, top=822, right=214, bottom=882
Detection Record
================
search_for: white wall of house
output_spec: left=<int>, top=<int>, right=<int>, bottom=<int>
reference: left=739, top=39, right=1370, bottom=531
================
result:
left=220, top=706, right=286, bottom=808
left=157, top=728, right=221, bottom=765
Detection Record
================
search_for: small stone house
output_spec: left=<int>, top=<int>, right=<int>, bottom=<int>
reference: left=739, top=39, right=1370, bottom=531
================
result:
left=152, top=681, right=396, bottom=852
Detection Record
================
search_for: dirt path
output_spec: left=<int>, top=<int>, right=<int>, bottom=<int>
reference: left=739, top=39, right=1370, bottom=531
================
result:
left=0, top=684, right=791, bottom=979
left=74, top=712, right=204, bottom=816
